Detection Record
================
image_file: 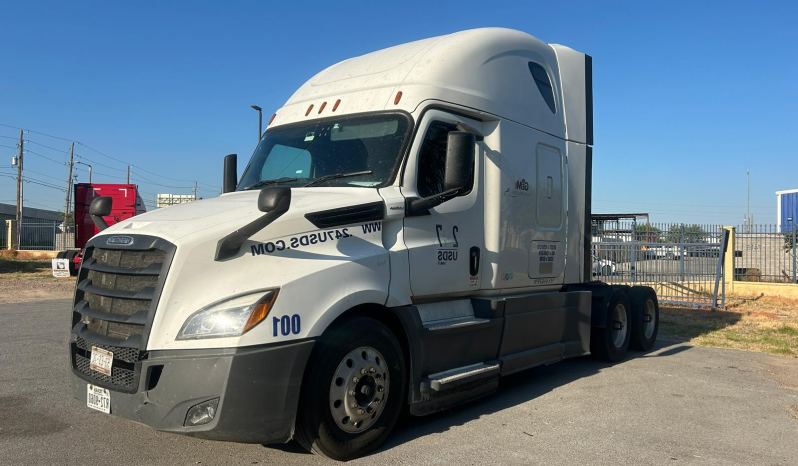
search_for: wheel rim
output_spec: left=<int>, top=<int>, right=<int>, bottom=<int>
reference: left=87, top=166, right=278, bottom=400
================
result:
left=329, top=346, right=389, bottom=434
left=611, top=303, right=628, bottom=348
left=643, top=299, right=656, bottom=339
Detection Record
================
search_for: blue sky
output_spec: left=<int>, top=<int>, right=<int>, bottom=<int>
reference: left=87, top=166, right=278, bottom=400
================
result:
left=1, top=0, right=795, bottom=225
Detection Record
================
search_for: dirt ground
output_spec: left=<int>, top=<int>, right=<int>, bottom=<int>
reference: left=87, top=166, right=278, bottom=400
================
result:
left=0, top=253, right=76, bottom=304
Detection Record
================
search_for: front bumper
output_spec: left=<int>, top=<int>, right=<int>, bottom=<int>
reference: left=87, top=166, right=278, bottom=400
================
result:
left=70, top=340, right=314, bottom=444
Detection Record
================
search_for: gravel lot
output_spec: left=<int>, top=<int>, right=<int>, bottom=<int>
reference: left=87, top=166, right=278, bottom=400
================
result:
left=1, top=288, right=797, bottom=465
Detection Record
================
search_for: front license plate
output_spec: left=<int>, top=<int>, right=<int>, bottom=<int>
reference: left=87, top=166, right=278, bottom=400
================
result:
left=87, top=384, right=111, bottom=413
left=89, top=346, right=113, bottom=376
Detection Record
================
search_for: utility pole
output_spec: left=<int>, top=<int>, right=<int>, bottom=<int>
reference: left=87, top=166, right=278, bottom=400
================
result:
left=127, top=165, right=130, bottom=184
left=14, top=130, right=24, bottom=249
left=193, top=181, right=198, bottom=200
left=63, top=142, right=74, bottom=226
left=747, top=170, right=750, bottom=233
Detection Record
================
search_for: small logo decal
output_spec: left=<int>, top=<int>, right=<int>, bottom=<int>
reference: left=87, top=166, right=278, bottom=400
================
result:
left=106, top=236, right=134, bottom=246
left=515, top=179, right=529, bottom=191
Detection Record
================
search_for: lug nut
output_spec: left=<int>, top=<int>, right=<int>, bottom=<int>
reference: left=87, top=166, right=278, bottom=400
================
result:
left=357, top=409, right=365, bottom=415
left=350, top=390, right=357, bottom=396
left=377, top=386, right=384, bottom=393
left=374, top=398, right=381, bottom=404
left=369, top=367, right=376, bottom=373
left=361, top=368, right=368, bottom=375
left=351, top=401, right=358, bottom=408
left=352, top=376, right=359, bottom=383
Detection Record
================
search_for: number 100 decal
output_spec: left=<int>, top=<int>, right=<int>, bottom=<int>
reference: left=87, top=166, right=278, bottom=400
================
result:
left=273, top=314, right=301, bottom=336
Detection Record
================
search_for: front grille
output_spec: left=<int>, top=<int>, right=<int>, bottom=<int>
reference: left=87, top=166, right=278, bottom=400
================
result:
left=76, top=336, right=140, bottom=364
left=74, top=353, right=137, bottom=389
left=70, top=239, right=172, bottom=392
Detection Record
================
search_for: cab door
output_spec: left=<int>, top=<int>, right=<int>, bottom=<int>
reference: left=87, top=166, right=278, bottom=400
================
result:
left=402, top=111, right=484, bottom=298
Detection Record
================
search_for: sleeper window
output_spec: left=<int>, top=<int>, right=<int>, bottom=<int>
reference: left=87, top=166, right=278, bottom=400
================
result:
left=529, top=62, right=556, bottom=114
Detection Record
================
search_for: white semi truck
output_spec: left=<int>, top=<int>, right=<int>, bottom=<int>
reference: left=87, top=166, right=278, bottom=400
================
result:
left=69, top=28, right=659, bottom=460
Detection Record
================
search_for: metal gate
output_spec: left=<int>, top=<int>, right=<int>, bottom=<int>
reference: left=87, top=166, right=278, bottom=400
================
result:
left=592, top=222, right=729, bottom=309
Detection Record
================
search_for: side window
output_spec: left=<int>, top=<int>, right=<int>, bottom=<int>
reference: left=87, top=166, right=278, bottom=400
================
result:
left=260, top=144, right=311, bottom=180
left=528, top=62, right=556, bottom=114
left=416, top=122, right=458, bottom=198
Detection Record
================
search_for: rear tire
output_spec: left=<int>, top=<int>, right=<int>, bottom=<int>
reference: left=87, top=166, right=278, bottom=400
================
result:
left=629, top=287, right=659, bottom=351
left=295, top=317, right=406, bottom=461
left=590, top=290, right=631, bottom=362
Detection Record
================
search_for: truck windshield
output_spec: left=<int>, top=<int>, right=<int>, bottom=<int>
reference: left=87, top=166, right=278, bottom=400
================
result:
left=238, top=113, right=410, bottom=190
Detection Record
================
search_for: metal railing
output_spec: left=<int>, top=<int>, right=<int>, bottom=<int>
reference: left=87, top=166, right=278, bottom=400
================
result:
left=734, top=224, right=797, bottom=284
left=14, top=220, right=75, bottom=251
left=592, top=222, right=728, bottom=309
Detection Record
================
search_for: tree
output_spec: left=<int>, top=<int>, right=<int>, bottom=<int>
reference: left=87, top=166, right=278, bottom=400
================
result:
left=635, top=224, right=662, bottom=242
left=666, top=224, right=708, bottom=243
left=58, top=211, right=75, bottom=225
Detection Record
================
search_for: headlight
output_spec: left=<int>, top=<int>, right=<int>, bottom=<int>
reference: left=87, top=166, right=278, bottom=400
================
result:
left=177, top=290, right=278, bottom=340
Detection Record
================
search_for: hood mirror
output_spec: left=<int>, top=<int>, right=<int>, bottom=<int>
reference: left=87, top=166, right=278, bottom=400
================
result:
left=89, top=196, right=113, bottom=231
left=215, top=186, right=292, bottom=261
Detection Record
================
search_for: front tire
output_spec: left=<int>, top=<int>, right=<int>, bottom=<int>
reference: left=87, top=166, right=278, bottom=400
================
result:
left=590, top=290, right=631, bottom=362
left=295, top=317, right=406, bottom=461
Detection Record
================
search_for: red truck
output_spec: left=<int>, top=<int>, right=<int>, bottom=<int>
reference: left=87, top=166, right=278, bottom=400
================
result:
left=58, top=183, right=146, bottom=274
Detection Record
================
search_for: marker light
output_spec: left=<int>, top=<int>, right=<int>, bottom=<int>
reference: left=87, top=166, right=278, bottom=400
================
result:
left=332, top=99, right=341, bottom=112
left=268, top=113, right=276, bottom=125
left=177, top=290, right=278, bottom=340
left=394, top=91, right=402, bottom=105
left=306, top=104, right=314, bottom=116
left=318, top=102, right=327, bottom=114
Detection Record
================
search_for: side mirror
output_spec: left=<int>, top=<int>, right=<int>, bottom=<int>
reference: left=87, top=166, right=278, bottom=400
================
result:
left=444, top=131, right=476, bottom=191
left=89, top=196, right=113, bottom=231
left=407, top=131, right=476, bottom=216
left=223, top=154, right=237, bottom=194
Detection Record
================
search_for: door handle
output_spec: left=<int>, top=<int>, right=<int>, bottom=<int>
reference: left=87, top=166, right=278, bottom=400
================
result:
left=470, top=246, right=480, bottom=277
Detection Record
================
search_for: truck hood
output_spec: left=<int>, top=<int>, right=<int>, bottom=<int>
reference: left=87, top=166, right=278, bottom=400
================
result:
left=100, top=187, right=385, bottom=245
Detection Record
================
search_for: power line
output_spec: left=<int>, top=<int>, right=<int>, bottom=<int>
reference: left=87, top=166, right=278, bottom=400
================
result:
left=4, top=122, right=221, bottom=189
left=0, top=173, right=66, bottom=192
left=24, top=149, right=67, bottom=166
left=0, top=123, right=72, bottom=142
left=130, top=171, right=194, bottom=189
left=26, top=139, right=72, bottom=155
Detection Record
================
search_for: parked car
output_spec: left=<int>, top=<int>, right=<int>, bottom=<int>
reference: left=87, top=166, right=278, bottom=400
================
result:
left=592, top=254, right=617, bottom=276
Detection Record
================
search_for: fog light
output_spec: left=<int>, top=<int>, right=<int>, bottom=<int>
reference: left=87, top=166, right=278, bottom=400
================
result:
left=184, top=398, right=219, bottom=427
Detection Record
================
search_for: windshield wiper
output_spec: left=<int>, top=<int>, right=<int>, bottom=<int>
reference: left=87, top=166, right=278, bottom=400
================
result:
left=246, top=177, right=299, bottom=190
left=303, top=170, right=373, bottom=187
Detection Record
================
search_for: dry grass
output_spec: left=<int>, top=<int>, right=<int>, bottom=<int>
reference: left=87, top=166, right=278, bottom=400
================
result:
left=0, top=250, right=54, bottom=277
left=660, top=293, right=798, bottom=357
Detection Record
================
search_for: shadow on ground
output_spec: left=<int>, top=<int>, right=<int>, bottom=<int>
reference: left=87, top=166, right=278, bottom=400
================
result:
left=266, top=341, right=694, bottom=457
left=659, top=305, right=743, bottom=343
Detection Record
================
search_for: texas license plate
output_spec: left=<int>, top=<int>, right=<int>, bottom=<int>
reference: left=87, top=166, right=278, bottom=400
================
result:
left=87, top=384, right=111, bottom=413
left=89, top=346, right=113, bottom=376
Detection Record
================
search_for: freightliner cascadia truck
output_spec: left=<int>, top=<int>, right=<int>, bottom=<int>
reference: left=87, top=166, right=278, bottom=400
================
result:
left=69, top=28, right=659, bottom=460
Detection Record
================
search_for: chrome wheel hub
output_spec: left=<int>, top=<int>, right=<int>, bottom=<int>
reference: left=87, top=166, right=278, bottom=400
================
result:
left=611, top=303, right=628, bottom=348
left=329, top=346, right=389, bottom=433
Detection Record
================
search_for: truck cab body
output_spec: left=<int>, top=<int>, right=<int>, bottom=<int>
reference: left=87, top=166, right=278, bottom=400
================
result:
left=69, top=28, right=658, bottom=460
